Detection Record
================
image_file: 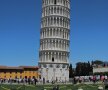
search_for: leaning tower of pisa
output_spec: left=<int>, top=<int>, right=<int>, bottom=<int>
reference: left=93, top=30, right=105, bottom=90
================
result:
left=38, top=0, right=70, bottom=82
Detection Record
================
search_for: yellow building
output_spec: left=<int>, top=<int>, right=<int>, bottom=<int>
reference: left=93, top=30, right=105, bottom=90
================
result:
left=0, top=66, right=39, bottom=79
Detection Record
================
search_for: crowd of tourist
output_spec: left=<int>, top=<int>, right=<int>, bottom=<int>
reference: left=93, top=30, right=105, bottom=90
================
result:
left=73, top=75, right=108, bottom=84
left=0, top=75, right=108, bottom=85
left=0, top=77, right=38, bottom=85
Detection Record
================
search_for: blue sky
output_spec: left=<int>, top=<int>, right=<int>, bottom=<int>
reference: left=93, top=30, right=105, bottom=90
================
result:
left=0, top=0, right=108, bottom=67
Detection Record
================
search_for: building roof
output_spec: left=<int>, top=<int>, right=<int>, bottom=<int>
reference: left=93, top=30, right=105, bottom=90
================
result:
left=19, top=66, right=39, bottom=69
left=0, top=66, right=39, bottom=70
left=0, top=66, right=23, bottom=70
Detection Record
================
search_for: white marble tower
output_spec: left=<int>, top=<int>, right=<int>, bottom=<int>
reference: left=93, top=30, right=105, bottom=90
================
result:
left=38, top=0, right=70, bottom=82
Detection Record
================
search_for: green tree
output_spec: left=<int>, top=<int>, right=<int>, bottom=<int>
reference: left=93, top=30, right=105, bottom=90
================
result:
left=75, top=61, right=93, bottom=76
left=76, top=62, right=82, bottom=76
left=93, top=60, right=103, bottom=65
left=69, top=64, right=74, bottom=78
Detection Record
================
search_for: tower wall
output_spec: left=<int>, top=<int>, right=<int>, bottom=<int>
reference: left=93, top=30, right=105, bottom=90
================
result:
left=38, top=0, right=70, bottom=82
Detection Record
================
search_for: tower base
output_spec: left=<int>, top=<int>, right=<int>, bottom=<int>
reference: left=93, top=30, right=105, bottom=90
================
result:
left=39, top=63, right=69, bottom=83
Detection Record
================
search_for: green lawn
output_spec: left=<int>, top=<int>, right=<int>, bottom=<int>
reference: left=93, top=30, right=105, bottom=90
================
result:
left=0, top=84, right=104, bottom=90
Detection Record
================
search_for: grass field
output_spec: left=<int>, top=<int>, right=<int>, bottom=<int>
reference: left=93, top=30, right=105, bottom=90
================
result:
left=0, top=84, right=105, bottom=90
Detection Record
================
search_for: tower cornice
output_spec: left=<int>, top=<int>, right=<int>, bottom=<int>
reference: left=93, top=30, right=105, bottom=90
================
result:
left=39, top=50, right=70, bottom=53
left=41, top=27, right=70, bottom=30
left=38, top=62, right=69, bottom=65
left=41, top=26, right=70, bottom=30
left=41, top=15, right=70, bottom=20
left=42, top=5, right=70, bottom=10
left=40, top=38, right=70, bottom=42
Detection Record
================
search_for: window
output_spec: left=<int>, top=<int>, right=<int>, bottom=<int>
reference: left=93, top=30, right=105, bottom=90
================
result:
left=52, top=57, right=54, bottom=62
left=54, top=0, right=57, bottom=4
